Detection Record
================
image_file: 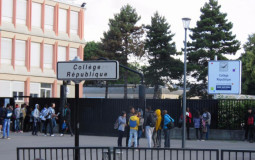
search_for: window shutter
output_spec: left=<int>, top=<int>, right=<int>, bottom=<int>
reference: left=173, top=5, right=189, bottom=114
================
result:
left=2, top=0, right=13, bottom=22
left=59, top=9, right=67, bottom=33
left=32, top=2, right=42, bottom=28
left=30, top=82, right=40, bottom=95
left=69, top=48, right=77, bottom=60
left=44, top=44, right=53, bottom=69
left=0, top=80, right=11, bottom=97
left=15, top=40, right=26, bottom=66
left=58, top=46, right=66, bottom=62
left=16, top=0, right=27, bottom=25
left=31, top=42, right=40, bottom=67
left=1, top=38, right=12, bottom=64
left=12, top=81, right=25, bottom=92
left=70, top=11, right=78, bottom=34
left=45, top=5, right=54, bottom=30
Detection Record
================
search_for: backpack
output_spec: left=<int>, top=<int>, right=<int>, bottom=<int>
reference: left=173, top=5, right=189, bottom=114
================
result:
left=114, top=118, right=119, bottom=129
left=129, top=118, right=137, bottom=128
left=148, top=112, right=157, bottom=127
left=6, top=109, right=12, bottom=118
left=247, top=116, right=254, bottom=125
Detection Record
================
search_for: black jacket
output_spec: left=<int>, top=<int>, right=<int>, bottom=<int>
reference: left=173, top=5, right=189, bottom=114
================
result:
left=143, top=111, right=154, bottom=127
left=64, top=108, right=71, bottom=122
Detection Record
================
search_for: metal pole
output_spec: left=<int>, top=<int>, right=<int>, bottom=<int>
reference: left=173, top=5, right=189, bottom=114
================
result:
left=182, top=28, right=187, bottom=148
left=74, top=83, right=80, bottom=160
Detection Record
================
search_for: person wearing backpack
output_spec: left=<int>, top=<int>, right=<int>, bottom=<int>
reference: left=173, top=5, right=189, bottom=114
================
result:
left=61, top=104, right=73, bottom=137
left=14, top=104, right=21, bottom=133
left=40, top=104, right=48, bottom=134
left=125, top=106, right=135, bottom=147
left=144, top=106, right=156, bottom=148
left=32, top=104, right=40, bottom=136
left=244, top=108, right=254, bottom=143
left=117, top=111, right=126, bottom=147
left=2, top=104, right=13, bottom=139
left=162, top=110, right=174, bottom=148
left=128, top=110, right=139, bottom=148
left=153, top=109, right=162, bottom=148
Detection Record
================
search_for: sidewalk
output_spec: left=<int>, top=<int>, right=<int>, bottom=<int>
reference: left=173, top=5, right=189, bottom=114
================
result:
left=1, top=132, right=254, bottom=160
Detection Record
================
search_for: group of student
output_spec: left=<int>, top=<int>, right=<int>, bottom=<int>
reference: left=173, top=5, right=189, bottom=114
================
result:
left=116, top=106, right=175, bottom=148
left=0, top=103, right=73, bottom=139
left=115, top=106, right=212, bottom=148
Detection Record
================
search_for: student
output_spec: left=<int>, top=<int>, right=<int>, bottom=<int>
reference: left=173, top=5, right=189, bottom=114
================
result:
left=0, top=104, right=4, bottom=134
left=14, top=104, right=21, bottom=133
left=60, top=104, right=73, bottom=137
left=117, top=111, right=126, bottom=147
left=2, top=104, right=13, bottom=139
left=202, top=108, right=211, bottom=140
left=40, top=105, right=48, bottom=134
left=144, top=106, right=156, bottom=148
left=153, top=109, right=162, bottom=148
left=244, top=108, right=254, bottom=143
left=46, top=103, right=57, bottom=136
left=128, top=110, right=139, bottom=148
left=162, top=110, right=174, bottom=148
left=186, top=107, right=192, bottom=140
left=20, top=104, right=26, bottom=133
left=32, top=104, right=40, bottom=136
left=193, top=111, right=202, bottom=140
left=126, top=106, right=135, bottom=147
left=137, top=111, right=144, bottom=147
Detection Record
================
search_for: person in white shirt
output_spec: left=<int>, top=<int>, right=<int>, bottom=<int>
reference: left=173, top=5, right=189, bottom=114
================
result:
left=32, top=104, right=40, bottom=136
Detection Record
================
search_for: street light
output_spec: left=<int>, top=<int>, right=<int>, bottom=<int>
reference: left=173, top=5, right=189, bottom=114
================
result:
left=182, top=17, right=191, bottom=148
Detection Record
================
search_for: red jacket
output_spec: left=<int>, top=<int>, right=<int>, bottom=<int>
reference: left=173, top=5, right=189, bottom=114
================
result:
left=180, top=112, right=192, bottom=124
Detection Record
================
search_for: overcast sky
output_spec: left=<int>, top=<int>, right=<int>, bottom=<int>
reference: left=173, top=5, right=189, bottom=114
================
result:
left=72, top=0, right=255, bottom=60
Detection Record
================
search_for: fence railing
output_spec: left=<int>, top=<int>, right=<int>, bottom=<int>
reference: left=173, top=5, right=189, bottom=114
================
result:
left=113, top=147, right=219, bottom=160
left=17, top=147, right=111, bottom=160
left=221, top=149, right=255, bottom=160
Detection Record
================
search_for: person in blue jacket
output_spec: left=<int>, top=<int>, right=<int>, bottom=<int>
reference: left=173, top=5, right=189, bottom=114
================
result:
left=163, top=110, right=174, bottom=148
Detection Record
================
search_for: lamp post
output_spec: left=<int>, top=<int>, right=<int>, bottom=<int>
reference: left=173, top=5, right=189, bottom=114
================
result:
left=182, top=17, right=191, bottom=148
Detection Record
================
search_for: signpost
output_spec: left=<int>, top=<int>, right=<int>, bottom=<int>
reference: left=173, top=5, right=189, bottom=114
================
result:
left=208, top=60, right=242, bottom=95
left=57, top=57, right=119, bottom=160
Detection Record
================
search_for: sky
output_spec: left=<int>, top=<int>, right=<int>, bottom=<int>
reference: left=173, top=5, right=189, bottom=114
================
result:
left=71, top=0, right=255, bottom=60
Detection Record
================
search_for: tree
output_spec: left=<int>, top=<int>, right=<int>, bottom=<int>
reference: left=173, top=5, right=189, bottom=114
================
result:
left=144, top=12, right=183, bottom=99
left=101, top=4, right=144, bottom=99
left=84, top=41, right=105, bottom=60
left=187, top=0, right=240, bottom=98
left=240, top=34, right=255, bottom=95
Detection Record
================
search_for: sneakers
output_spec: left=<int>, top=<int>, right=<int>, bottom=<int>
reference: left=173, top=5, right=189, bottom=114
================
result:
left=60, top=134, right=64, bottom=137
left=44, top=134, right=47, bottom=136
left=51, top=134, right=55, bottom=137
left=7, top=137, right=11, bottom=139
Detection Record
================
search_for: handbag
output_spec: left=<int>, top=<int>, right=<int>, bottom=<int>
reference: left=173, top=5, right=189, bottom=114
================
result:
left=167, top=122, right=175, bottom=129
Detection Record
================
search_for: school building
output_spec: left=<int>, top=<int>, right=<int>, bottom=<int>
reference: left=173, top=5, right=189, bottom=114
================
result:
left=0, top=0, right=85, bottom=102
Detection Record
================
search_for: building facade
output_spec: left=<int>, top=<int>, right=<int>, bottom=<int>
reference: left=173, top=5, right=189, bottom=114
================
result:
left=0, top=0, right=85, bottom=102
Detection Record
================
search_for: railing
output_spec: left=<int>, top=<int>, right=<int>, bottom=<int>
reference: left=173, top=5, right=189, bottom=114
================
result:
left=17, top=147, right=111, bottom=160
left=221, top=149, right=255, bottom=160
left=113, top=147, right=219, bottom=160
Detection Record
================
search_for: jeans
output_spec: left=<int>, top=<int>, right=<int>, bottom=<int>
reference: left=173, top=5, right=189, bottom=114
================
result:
left=157, top=130, right=162, bottom=147
left=49, top=118, right=56, bottom=134
left=145, top=126, right=154, bottom=148
left=126, top=127, right=130, bottom=147
left=164, top=129, right=170, bottom=147
left=3, top=119, right=10, bottom=138
left=118, top=130, right=125, bottom=147
left=152, top=130, right=157, bottom=147
left=128, top=129, right=138, bottom=147
left=15, top=118, right=20, bottom=131
left=32, top=118, right=39, bottom=135
left=137, top=129, right=143, bottom=146
left=45, top=119, right=53, bottom=135
left=206, top=124, right=210, bottom=140
left=196, top=128, right=202, bottom=140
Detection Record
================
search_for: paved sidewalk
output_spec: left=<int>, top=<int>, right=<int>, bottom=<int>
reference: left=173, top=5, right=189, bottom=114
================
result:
left=1, top=132, right=255, bottom=160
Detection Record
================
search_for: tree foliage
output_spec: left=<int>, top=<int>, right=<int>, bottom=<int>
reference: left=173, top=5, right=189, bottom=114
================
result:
left=187, top=0, right=240, bottom=98
left=101, top=4, right=144, bottom=98
left=144, top=12, right=183, bottom=99
left=84, top=41, right=105, bottom=60
left=240, top=34, right=255, bottom=95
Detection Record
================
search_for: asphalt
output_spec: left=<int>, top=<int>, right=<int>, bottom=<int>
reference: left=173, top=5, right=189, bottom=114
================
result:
left=1, top=132, right=255, bottom=160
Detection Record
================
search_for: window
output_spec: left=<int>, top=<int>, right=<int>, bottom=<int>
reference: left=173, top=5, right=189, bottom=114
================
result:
left=31, top=42, right=40, bottom=67
left=1, top=38, right=12, bottom=65
left=2, top=0, right=13, bottom=22
left=40, top=83, right=51, bottom=98
left=69, top=48, right=77, bottom=60
left=70, top=11, right=78, bottom=34
left=58, top=46, right=66, bottom=61
left=43, top=44, right=53, bottom=69
left=12, top=81, right=24, bottom=101
left=45, top=5, right=54, bottom=30
left=59, top=9, right=67, bottom=33
left=30, top=82, right=40, bottom=97
left=15, top=40, right=26, bottom=66
left=32, top=2, right=41, bottom=28
left=0, top=80, right=11, bottom=97
left=16, top=0, right=27, bottom=25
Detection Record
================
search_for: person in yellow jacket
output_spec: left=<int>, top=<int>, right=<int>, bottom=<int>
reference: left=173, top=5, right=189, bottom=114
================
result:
left=128, top=110, right=140, bottom=147
left=152, top=109, right=162, bottom=147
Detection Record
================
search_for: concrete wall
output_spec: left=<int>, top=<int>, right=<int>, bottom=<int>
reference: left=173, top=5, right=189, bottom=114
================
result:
left=170, top=128, right=245, bottom=140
